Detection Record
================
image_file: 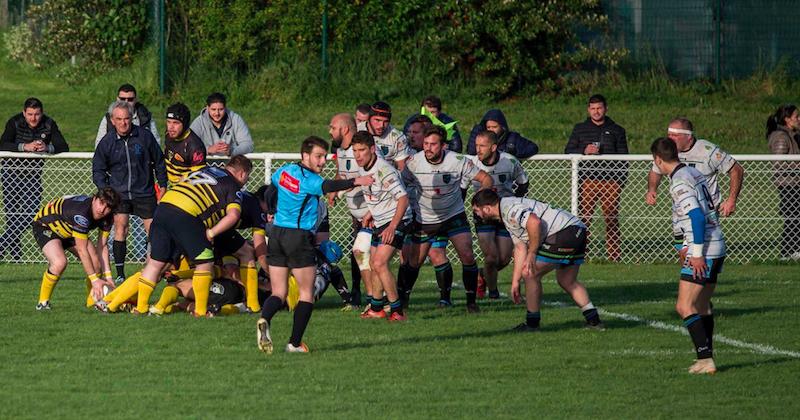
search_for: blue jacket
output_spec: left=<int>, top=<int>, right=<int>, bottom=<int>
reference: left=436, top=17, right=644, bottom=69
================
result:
left=467, top=109, right=539, bottom=158
left=92, top=126, right=168, bottom=200
left=272, top=163, right=324, bottom=231
left=402, top=112, right=462, bottom=153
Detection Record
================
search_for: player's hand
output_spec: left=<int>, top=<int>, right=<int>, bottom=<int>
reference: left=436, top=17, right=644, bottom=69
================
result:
left=521, top=256, right=534, bottom=279
left=645, top=190, right=657, bottom=206
left=354, top=175, right=374, bottom=187
left=361, top=212, right=373, bottom=228
left=381, top=225, right=396, bottom=245
left=510, top=281, right=522, bottom=304
left=718, top=199, right=736, bottom=217
left=206, top=229, right=215, bottom=242
left=689, top=256, right=707, bottom=281
left=90, top=279, right=105, bottom=301
left=678, top=246, right=688, bottom=266
left=327, top=192, right=337, bottom=207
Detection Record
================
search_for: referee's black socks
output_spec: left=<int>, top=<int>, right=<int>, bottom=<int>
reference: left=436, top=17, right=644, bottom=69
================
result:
left=290, top=301, right=314, bottom=347
left=260, top=295, right=284, bottom=323
left=434, top=262, right=453, bottom=303
left=684, top=314, right=712, bottom=359
left=113, top=240, right=127, bottom=279
left=462, top=263, right=479, bottom=305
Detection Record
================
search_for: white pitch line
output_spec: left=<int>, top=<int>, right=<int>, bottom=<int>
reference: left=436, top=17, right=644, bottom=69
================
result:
left=543, top=300, right=800, bottom=359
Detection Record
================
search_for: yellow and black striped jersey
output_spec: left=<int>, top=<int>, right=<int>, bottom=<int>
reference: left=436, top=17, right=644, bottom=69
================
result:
left=33, top=195, right=112, bottom=240
left=164, top=129, right=207, bottom=185
left=159, top=166, right=243, bottom=228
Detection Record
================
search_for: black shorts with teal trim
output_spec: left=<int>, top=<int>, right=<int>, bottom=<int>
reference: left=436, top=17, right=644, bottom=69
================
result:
left=473, top=213, right=510, bottom=237
left=371, top=219, right=412, bottom=249
left=535, top=225, right=587, bottom=266
left=413, top=212, right=471, bottom=244
left=680, top=256, right=725, bottom=285
left=150, top=203, right=214, bottom=264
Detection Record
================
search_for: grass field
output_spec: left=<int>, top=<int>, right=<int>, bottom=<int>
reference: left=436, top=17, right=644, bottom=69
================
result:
left=2, top=262, right=799, bottom=418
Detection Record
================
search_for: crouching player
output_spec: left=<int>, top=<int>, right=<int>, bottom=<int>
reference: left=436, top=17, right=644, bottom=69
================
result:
left=34, top=188, right=120, bottom=310
left=651, top=137, right=724, bottom=375
left=350, top=131, right=413, bottom=321
left=257, top=136, right=373, bottom=354
left=471, top=189, right=603, bottom=331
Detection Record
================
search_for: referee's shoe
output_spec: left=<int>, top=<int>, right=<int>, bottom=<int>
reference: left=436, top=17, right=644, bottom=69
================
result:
left=257, top=318, right=273, bottom=354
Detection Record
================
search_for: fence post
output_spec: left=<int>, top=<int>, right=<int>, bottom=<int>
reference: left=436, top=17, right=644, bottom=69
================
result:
left=264, top=154, right=273, bottom=185
left=571, top=156, right=579, bottom=215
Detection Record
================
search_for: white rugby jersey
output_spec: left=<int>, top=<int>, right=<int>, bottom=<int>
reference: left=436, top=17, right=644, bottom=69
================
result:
left=335, top=144, right=370, bottom=220
left=500, top=197, right=584, bottom=246
left=402, top=150, right=480, bottom=224
left=652, top=139, right=736, bottom=206
left=358, top=121, right=410, bottom=164
left=358, top=157, right=412, bottom=228
left=469, top=152, right=528, bottom=197
left=668, top=164, right=726, bottom=258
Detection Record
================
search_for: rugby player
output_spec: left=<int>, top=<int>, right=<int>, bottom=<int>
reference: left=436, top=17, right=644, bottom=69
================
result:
left=33, top=188, right=120, bottom=310
left=401, top=126, right=492, bottom=312
left=651, top=137, right=724, bottom=375
left=351, top=131, right=413, bottom=321
left=163, top=103, right=207, bottom=185
left=471, top=189, right=604, bottom=331
left=257, top=136, right=373, bottom=354
left=359, top=101, right=411, bottom=171
left=468, top=130, right=529, bottom=299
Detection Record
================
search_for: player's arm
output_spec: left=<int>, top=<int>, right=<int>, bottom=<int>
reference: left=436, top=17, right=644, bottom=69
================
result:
left=73, top=234, right=105, bottom=300
left=510, top=242, right=527, bottom=304
left=646, top=170, right=662, bottom=205
left=208, top=205, right=242, bottom=241
left=473, top=169, right=493, bottom=191
left=719, top=162, right=744, bottom=217
left=95, top=230, right=114, bottom=285
left=674, top=183, right=708, bottom=279
left=523, top=214, right=542, bottom=278
left=252, top=229, right=269, bottom=273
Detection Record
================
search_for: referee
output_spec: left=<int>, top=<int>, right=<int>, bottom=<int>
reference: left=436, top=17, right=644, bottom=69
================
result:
left=257, top=136, right=373, bottom=354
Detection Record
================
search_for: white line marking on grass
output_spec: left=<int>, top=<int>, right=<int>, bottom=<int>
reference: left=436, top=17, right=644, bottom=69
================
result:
left=543, top=300, right=800, bottom=359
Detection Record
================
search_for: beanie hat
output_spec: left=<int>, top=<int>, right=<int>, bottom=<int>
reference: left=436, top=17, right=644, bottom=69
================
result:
left=166, top=103, right=191, bottom=128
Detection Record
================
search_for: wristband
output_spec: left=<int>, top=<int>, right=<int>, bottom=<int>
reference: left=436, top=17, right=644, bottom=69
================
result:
left=88, top=273, right=100, bottom=282
left=103, top=271, right=112, bottom=279
left=206, top=229, right=215, bottom=239
left=690, top=244, right=704, bottom=258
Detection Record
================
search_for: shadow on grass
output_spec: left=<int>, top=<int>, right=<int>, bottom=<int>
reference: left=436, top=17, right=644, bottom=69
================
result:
left=716, top=357, right=799, bottom=372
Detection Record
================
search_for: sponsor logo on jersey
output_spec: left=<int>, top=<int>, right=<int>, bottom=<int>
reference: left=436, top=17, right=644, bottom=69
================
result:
left=499, top=174, right=507, bottom=183
left=174, top=153, right=185, bottom=162
left=73, top=214, right=90, bottom=228
left=279, top=171, right=300, bottom=193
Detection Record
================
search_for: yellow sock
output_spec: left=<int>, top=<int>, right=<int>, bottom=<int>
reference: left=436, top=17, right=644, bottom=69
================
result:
left=287, top=275, right=300, bottom=311
left=192, top=270, right=212, bottom=316
left=136, top=276, right=157, bottom=314
left=220, top=304, right=240, bottom=316
left=163, top=303, right=179, bottom=314
left=242, top=265, right=260, bottom=312
left=155, top=285, right=180, bottom=312
left=170, top=268, right=195, bottom=280
left=107, top=273, right=141, bottom=312
left=38, top=271, right=59, bottom=303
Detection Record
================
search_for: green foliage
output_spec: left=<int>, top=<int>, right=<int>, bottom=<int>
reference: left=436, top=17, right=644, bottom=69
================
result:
left=3, top=23, right=39, bottom=67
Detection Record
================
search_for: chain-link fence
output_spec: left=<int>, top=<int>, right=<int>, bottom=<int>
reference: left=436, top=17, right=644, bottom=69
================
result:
left=1, top=151, right=798, bottom=264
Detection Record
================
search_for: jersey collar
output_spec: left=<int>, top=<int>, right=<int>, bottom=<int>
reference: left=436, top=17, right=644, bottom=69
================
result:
left=670, top=163, right=686, bottom=179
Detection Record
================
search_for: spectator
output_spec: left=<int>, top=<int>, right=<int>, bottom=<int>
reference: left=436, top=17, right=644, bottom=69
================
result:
left=467, top=109, right=539, bottom=158
left=94, top=84, right=159, bottom=148
left=766, top=104, right=800, bottom=260
left=0, top=97, right=69, bottom=261
left=403, top=95, right=462, bottom=152
left=190, top=92, right=254, bottom=156
left=565, top=94, right=628, bottom=262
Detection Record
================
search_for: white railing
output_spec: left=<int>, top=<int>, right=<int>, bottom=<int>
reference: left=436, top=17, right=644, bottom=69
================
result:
left=1, top=151, right=798, bottom=264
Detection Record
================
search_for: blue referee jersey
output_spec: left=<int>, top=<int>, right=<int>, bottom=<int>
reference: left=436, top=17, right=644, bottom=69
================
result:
left=272, top=163, right=324, bottom=231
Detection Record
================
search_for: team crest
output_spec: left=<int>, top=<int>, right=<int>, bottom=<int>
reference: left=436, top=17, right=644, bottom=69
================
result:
left=442, top=174, right=452, bottom=184
left=346, top=160, right=351, bottom=170
left=380, top=145, right=389, bottom=155
left=499, top=174, right=507, bottom=183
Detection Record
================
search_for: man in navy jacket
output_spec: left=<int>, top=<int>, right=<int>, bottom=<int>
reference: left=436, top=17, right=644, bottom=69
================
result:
left=467, top=109, right=539, bottom=158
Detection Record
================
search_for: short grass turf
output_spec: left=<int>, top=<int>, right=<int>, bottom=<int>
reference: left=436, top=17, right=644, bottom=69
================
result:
left=1, top=263, right=799, bottom=419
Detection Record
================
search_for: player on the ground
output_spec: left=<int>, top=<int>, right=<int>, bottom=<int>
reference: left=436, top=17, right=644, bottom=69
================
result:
left=468, top=130, right=529, bottom=299
left=471, top=189, right=604, bottom=331
left=33, top=188, right=120, bottom=310
left=350, top=131, right=413, bottom=321
left=646, top=118, right=744, bottom=253
left=401, top=126, right=493, bottom=312
left=651, top=137, right=724, bottom=375
left=257, top=136, right=373, bottom=354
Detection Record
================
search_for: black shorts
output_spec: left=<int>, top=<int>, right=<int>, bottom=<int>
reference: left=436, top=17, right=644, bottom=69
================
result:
left=536, top=225, right=587, bottom=266
left=32, top=223, right=75, bottom=250
left=680, top=256, right=725, bottom=285
left=208, top=278, right=245, bottom=311
left=149, top=203, right=214, bottom=264
left=213, top=230, right=247, bottom=258
left=318, top=214, right=330, bottom=234
left=473, top=213, right=510, bottom=237
left=115, top=195, right=157, bottom=219
left=267, top=226, right=317, bottom=268
left=413, top=212, right=471, bottom=244
left=371, top=219, right=412, bottom=249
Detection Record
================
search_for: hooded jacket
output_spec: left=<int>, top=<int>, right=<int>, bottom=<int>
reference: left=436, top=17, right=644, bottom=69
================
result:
left=93, top=125, right=168, bottom=199
left=467, top=109, right=538, bottom=158
left=189, top=108, right=254, bottom=156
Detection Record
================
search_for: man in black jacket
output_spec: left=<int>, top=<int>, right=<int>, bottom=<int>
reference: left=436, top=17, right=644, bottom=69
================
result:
left=93, top=100, right=167, bottom=282
left=564, top=94, right=628, bottom=262
left=467, top=109, right=539, bottom=158
left=0, top=97, right=69, bottom=261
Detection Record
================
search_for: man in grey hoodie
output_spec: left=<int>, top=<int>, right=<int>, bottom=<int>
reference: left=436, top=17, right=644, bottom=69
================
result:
left=190, top=92, right=254, bottom=156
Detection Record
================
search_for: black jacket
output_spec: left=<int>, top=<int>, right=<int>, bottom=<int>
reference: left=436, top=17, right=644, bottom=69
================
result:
left=467, top=109, right=538, bottom=158
left=565, top=116, right=629, bottom=183
left=92, top=126, right=168, bottom=199
left=0, top=113, right=69, bottom=153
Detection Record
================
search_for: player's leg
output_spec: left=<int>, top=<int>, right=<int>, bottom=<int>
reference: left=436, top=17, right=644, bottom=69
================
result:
left=676, top=274, right=714, bottom=373
left=353, top=227, right=374, bottom=307
left=37, top=239, right=68, bottom=309
left=553, top=264, right=602, bottom=328
left=372, top=243, right=404, bottom=319
left=427, top=244, right=453, bottom=307
left=233, top=240, right=260, bottom=312
left=514, top=261, right=554, bottom=331
left=112, top=210, right=131, bottom=283
left=476, top=230, right=498, bottom=298
left=400, top=231, right=431, bottom=306
left=492, top=232, right=514, bottom=299
left=288, top=265, right=316, bottom=351
left=450, top=229, right=480, bottom=313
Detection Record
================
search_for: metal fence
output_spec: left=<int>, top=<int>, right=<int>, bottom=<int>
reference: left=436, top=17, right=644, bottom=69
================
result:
left=1, top=151, right=798, bottom=264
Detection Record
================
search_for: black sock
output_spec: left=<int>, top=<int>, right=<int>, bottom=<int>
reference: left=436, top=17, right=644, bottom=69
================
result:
left=329, top=265, right=352, bottom=303
left=462, top=263, right=478, bottom=305
left=370, top=296, right=383, bottom=312
left=684, top=314, right=712, bottom=359
left=398, top=264, right=420, bottom=303
left=526, top=311, right=541, bottom=328
left=260, top=295, right=284, bottom=323
left=349, top=253, right=362, bottom=305
left=113, top=240, right=127, bottom=278
left=701, top=314, right=715, bottom=351
left=290, top=301, right=314, bottom=347
left=389, top=299, right=403, bottom=315
left=434, top=262, right=453, bottom=302
left=582, top=308, right=601, bottom=326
